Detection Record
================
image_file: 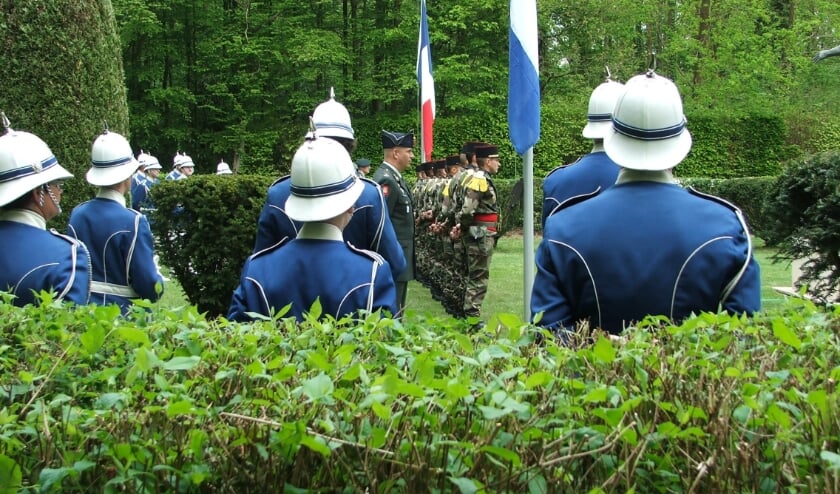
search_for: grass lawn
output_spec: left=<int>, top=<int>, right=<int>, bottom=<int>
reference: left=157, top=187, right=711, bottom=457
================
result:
left=158, top=235, right=794, bottom=320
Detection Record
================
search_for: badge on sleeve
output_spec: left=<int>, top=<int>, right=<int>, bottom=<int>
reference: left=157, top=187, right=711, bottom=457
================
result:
left=381, top=184, right=390, bottom=197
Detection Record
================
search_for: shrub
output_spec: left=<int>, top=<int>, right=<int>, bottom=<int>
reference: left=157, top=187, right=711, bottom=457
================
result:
left=0, top=0, right=129, bottom=233
left=0, top=297, right=839, bottom=492
left=149, top=174, right=274, bottom=316
left=762, top=150, right=840, bottom=302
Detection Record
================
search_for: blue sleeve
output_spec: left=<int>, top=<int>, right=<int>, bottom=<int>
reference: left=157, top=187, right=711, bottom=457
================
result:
left=227, top=260, right=253, bottom=322
left=61, top=240, right=91, bottom=306
left=375, top=191, right=407, bottom=278
left=129, top=215, right=165, bottom=301
left=722, top=240, right=762, bottom=316
left=372, top=262, right=398, bottom=317
left=131, top=182, right=148, bottom=211
left=530, top=237, right=574, bottom=332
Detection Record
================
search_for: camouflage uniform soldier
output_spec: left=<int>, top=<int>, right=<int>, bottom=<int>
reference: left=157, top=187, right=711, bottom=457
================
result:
left=455, top=144, right=500, bottom=325
left=414, top=162, right=432, bottom=287
left=445, top=142, right=482, bottom=318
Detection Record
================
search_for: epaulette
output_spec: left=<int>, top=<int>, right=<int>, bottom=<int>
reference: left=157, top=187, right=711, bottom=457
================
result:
left=347, top=243, right=386, bottom=265
left=464, top=172, right=488, bottom=193
left=49, top=229, right=85, bottom=247
left=544, top=156, right=583, bottom=179
left=546, top=188, right=601, bottom=218
left=686, top=186, right=751, bottom=235
left=686, top=187, right=743, bottom=214
left=359, top=176, right=379, bottom=188
left=269, top=175, right=291, bottom=188
left=252, top=236, right=291, bottom=258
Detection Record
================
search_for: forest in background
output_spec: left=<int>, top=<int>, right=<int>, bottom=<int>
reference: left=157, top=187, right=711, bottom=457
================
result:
left=111, top=0, right=840, bottom=179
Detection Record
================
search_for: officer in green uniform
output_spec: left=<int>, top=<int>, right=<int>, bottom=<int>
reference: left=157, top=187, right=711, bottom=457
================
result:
left=454, top=144, right=500, bottom=326
left=373, top=130, right=415, bottom=313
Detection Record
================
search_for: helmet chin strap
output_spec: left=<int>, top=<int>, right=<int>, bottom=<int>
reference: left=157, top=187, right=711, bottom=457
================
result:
left=46, top=185, right=61, bottom=214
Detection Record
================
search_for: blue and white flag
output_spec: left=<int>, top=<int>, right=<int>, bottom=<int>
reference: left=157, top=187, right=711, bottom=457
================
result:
left=508, top=0, right=540, bottom=155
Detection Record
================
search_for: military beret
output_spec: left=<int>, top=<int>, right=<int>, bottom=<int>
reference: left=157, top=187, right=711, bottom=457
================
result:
left=433, top=159, right=446, bottom=170
left=475, top=145, right=499, bottom=159
left=421, top=161, right=434, bottom=173
left=446, top=155, right=461, bottom=167
left=381, top=130, right=414, bottom=149
left=355, top=158, right=371, bottom=168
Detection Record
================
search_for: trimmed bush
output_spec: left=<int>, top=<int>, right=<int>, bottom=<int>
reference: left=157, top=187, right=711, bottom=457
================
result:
left=0, top=297, right=838, bottom=492
left=149, top=174, right=275, bottom=316
left=0, top=0, right=129, bottom=232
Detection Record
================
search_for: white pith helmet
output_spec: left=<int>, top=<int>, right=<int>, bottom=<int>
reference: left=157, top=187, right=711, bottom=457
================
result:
left=216, top=160, right=232, bottom=175
left=604, top=71, right=692, bottom=171
left=582, top=78, right=626, bottom=139
left=137, top=151, right=162, bottom=170
left=87, top=127, right=139, bottom=187
left=311, top=87, right=354, bottom=140
left=285, top=136, right=364, bottom=222
left=176, top=152, right=194, bottom=169
left=0, top=113, right=73, bottom=207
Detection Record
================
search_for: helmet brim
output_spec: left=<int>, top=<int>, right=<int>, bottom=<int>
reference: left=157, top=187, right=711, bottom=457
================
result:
left=0, top=163, right=73, bottom=207
left=604, top=128, right=692, bottom=171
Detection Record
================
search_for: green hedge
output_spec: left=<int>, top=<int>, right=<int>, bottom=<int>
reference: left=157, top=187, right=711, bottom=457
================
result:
left=149, top=174, right=275, bottom=316
left=0, top=297, right=838, bottom=492
left=0, top=0, right=129, bottom=233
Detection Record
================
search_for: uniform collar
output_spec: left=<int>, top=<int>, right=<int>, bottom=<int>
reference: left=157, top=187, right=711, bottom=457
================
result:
left=97, top=187, right=127, bottom=207
left=298, top=222, right=344, bottom=241
left=0, top=208, right=48, bottom=230
left=380, top=161, right=402, bottom=180
left=615, top=169, right=677, bottom=185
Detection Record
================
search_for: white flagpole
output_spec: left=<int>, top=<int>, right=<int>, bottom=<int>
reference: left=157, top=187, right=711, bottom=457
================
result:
left=523, top=147, right=535, bottom=321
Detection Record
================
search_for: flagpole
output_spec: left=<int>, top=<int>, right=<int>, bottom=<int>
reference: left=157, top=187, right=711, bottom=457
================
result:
left=523, top=147, right=535, bottom=320
left=508, top=0, right=540, bottom=323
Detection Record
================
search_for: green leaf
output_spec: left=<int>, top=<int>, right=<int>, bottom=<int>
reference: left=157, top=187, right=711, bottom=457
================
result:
left=300, top=434, right=330, bottom=457
left=592, top=336, right=616, bottom=363
left=733, top=405, right=752, bottom=425
left=479, top=405, right=510, bottom=420
left=38, top=467, right=71, bottom=492
left=116, top=327, right=150, bottom=346
left=80, top=325, right=107, bottom=355
left=162, top=356, right=201, bottom=371
left=583, top=387, right=609, bottom=403
left=524, top=371, right=552, bottom=389
left=449, top=476, right=479, bottom=494
left=772, top=319, right=802, bottom=349
left=479, top=445, right=521, bottom=467
left=0, top=455, right=22, bottom=493
left=821, top=451, right=840, bottom=470
left=166, top=400, right=194, bottom=417
left=301, top=373, right=334, bottom=402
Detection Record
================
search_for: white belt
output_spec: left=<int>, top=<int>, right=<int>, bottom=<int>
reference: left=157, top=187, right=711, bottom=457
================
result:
left=90, top=281, right=140, bottom=299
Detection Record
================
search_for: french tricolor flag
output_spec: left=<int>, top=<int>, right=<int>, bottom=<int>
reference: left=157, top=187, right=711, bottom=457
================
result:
left=417, top=0, right=435, bottom=162
left=508, top=0, right=540, bottom=155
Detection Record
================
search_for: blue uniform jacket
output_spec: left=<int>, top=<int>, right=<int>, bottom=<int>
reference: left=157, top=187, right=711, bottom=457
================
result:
left=252, top=176, right=406, bottom=280
left=130, top=173, right=158, bottom=212
left=229, top=223, right=397, bottom=321
left=0, top=209, right=91, bottom=307
left=68, top=190, right=164, bottom=313
left=531, top=177, right=761, bottom=334
left=541, top=151, right=620, bottom=230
